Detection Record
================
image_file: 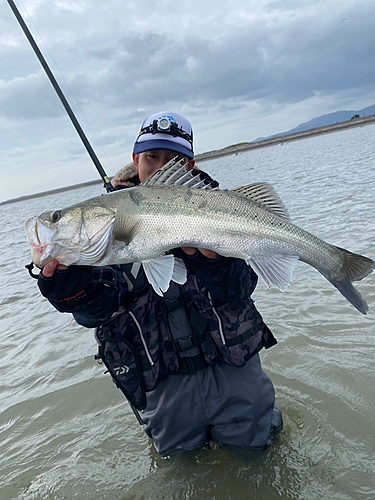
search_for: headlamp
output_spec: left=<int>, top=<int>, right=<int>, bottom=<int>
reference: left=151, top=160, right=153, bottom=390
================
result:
left=138, top=116, right=193, bottom=145
left=157, top=117, right=172, bottom=132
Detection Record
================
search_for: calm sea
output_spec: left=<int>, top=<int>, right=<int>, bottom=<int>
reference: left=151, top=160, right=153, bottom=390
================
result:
left=1, top=125, right=375, bottom=500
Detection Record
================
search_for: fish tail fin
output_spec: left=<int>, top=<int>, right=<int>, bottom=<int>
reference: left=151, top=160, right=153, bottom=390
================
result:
left=327, top=247, right=374, bottom=314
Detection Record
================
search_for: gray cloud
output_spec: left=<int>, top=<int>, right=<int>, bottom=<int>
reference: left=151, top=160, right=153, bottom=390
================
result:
left=1, top=0, right=375, bottom=200
left=64, top=4, right=375, bottom=115
left=0, top=71, right=63, bottom=120
left=2, top=1, right=375, bottom=121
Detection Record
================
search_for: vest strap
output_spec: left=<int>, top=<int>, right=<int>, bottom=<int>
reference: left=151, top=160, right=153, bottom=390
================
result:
left=156, top=291, right=191, bottom=313
left=226, top=330, right=252, bottom=347
left=178, top=353, right=208, bottom=375
left=171, top=332, right=207, bottom=352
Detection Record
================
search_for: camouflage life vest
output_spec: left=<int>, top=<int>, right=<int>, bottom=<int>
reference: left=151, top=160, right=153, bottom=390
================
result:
left=95, top=267, right=277, bottom=410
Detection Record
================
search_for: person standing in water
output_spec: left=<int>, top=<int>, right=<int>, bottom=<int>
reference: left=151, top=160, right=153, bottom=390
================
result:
left=38, top=111, right=283, bottom=455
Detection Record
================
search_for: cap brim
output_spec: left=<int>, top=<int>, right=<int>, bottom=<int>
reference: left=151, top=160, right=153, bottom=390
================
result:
left=133, top=139, right=194, bottom=159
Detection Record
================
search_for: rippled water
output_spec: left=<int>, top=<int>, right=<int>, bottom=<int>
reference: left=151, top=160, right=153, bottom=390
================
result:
left=1, top=125, right=375, bottom=499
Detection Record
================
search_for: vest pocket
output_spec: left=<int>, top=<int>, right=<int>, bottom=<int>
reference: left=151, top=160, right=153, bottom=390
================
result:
left=98, top=326, right=147, bottom=410
left=96, top=299, right=181, bottom=407
left=209, top=300, right=267, bottom=367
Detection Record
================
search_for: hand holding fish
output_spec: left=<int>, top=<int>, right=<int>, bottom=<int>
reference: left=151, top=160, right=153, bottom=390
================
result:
left=180, top=248, right=218, bottom=259
left=38, top=264, right=99, bottom=311
left=41, top=248, right=217, bottom=278
left=38, top=248, right=217, bottom=309
left=41, top=258, right=67, bottom=277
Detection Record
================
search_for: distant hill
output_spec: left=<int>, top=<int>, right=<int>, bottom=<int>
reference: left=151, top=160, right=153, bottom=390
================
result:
left=255, top=104, right=375, bottom=142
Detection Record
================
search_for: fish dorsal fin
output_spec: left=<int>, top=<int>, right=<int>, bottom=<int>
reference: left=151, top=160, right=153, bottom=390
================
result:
left=232, top=183, right=290, bottom=220
left=141, top=156, right=219, bottom=190
left=248, top=255, right=299, bottom=291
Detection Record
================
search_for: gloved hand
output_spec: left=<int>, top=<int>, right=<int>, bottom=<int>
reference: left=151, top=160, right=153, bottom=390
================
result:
left=170, top=248, right=224, bottom=271
left=38, top=263, right=116, bottom=312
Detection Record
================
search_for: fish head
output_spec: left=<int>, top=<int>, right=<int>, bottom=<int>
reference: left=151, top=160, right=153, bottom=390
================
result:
left=25, top=202, right=116, bottom=268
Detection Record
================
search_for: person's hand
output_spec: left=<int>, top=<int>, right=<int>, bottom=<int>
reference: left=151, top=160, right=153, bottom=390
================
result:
left=181, top=247, right=217, bottom=260
left=41, top=259, right=68, bottom=277
left=38, top=260, right=114, bottom=312
left=170, top=247, right=222, bottom=271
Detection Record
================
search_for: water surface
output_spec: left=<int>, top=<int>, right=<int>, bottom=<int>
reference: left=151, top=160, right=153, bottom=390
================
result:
left=1, top=125, right=375, bottom=499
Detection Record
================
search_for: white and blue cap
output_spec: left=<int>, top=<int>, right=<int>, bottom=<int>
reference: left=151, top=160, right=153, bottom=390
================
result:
left=133, top=111, right=194, bottom=159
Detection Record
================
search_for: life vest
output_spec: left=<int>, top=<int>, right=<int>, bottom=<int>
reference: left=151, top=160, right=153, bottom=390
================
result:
left=95, top=269, right=277, bottom=410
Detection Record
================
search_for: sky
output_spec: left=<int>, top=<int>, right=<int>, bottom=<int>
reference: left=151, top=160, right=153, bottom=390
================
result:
left=1, top=0, right=375, bottom=202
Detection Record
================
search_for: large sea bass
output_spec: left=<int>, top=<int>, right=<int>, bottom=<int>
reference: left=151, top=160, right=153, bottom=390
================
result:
left=25, top=158, right=374, bottom=313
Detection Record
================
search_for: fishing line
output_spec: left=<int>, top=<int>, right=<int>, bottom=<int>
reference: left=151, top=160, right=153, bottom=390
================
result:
left=6, top=0, right=115, bottom=192
left=17, top=0, right=117, bottom=177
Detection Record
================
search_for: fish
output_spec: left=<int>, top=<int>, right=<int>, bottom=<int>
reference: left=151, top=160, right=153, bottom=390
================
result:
left=25, top=157, right=374, bottom=313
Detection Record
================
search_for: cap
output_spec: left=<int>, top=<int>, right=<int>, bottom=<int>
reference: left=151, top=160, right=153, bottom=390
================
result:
left=133, top=111, right=194, bottom=158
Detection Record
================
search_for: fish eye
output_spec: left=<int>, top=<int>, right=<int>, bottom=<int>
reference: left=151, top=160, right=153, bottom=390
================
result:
left=51, top=210, right=62, bottom=222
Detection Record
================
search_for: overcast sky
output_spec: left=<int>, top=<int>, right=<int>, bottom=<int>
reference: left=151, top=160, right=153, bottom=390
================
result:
left=1, top=0, right=374, bottom=201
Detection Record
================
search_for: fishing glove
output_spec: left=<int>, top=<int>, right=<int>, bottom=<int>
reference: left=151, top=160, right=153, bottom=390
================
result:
left=38, top=266, right=117, bottom=313
left=170, top=248, right=226, bottom=270
left=171, top=249, right=258, bottom=301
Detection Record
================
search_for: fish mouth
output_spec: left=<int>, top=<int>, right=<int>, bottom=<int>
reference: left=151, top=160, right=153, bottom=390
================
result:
left=25, top=216, right=112, bottom=268
left=25, top=217, right=52, bottom=267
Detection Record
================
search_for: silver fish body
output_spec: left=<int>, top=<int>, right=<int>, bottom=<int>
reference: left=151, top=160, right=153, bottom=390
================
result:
left=25, top=158, right=374, bottom=313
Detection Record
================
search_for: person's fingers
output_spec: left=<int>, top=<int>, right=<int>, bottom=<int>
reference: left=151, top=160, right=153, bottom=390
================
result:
left=180, top=247, right=217, bottom=260
left=42, top=259, right=58, bottom=277
left=198, top=249, right=217, bottom=260
left=181, top=247, right=196, bottom=256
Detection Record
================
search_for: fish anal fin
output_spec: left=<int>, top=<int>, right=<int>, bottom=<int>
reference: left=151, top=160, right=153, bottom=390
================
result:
left=232, top=183, right=290, bottom=220
left=248, top=255, right=298, bottom=291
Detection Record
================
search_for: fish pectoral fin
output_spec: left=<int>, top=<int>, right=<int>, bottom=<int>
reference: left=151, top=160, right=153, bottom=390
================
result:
left=248, top=255, right=299, bottom=291
left=232, top=183, right=290, bottom=220
left=171, top=257, right=187, bottom=285
left=113, top=201, right=133, bottom=244
left=142, top=254, right=176, bottom=296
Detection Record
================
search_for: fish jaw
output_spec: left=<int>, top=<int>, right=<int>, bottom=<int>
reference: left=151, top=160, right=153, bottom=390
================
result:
left=25, top=217, right=80, bottom=268
left=25, top=216, right=50, bottom=267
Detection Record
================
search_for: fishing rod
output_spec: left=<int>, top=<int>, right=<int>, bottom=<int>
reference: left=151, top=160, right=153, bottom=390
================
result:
left=6, top=0, right=115, bottom=193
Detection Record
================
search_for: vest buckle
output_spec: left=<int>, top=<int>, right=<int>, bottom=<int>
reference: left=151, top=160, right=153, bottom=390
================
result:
left=173, top=336, right=195, bottom=352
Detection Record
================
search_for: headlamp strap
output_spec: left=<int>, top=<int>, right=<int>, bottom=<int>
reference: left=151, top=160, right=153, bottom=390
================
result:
left=151, top=120, right=158, bottom=135
left=139, top=121, right=193, bottom=145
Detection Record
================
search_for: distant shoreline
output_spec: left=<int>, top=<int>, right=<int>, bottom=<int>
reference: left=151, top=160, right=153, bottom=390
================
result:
left=196, top=113, right=375, bottom=162
left=2, top=114, right=375, bottom=206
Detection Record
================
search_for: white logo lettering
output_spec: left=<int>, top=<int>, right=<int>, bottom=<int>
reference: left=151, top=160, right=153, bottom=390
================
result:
left=114, top=365, right=130, bottom=375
